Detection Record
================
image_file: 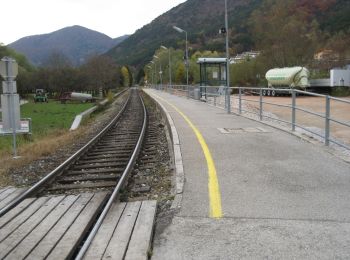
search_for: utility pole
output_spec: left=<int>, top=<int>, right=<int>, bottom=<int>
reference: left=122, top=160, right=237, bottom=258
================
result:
left=225, top=0, right=231, bottom=114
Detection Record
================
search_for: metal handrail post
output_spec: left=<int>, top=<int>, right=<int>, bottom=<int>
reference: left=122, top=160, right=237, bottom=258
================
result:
left=225, top=0, right=231, bottom=114
left=259, top=88, right=263, bottom=121
left=325, top=95, right=330, bottom=146
left=239, top=87, right=242, bottom=114
left=292, top=89, right=296, bottom=131
left=185, top=31, right=189, bottom=87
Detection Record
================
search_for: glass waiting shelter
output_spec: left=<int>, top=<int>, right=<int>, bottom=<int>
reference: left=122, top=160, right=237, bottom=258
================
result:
left=197, top=57, right=227, bottom=99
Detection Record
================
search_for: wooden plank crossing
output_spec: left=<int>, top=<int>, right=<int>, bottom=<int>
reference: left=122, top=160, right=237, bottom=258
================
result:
left=0, top=187, right=27, bottom=210
left=0, top=188, right=157, bottom=260
left=0, top=192, right=108, bottom=259
left=84, top=200, right=157, bottom=260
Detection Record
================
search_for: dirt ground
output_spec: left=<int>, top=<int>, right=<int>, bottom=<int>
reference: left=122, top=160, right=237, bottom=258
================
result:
left=239, top=95, right=350, bottom=146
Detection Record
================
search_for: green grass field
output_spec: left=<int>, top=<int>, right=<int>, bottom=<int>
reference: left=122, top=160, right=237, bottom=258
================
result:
left=0, top=101, right=94, bottom=152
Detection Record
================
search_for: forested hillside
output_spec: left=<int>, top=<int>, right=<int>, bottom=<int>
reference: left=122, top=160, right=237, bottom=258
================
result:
left=107, top=0, right=350, bottom=70
left=107, top=0, right=259, bottom=66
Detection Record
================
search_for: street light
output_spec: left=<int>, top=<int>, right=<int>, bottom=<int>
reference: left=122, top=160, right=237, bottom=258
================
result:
left=153, top=55, right=162, bottom=89
left=161, top=45, right=172, bottom=89
left=150, top=61, right=155, bottom=88
left=147, top=65, right=152, bottom=86
left=224, top=0, right=231, bottom=113
left=173, top=25, right=189, bottom=86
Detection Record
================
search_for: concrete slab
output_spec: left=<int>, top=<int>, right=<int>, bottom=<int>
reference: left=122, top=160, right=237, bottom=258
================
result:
left=153, top=216, right=350, bottom=259
left=145, top=89, right=350, bottom=259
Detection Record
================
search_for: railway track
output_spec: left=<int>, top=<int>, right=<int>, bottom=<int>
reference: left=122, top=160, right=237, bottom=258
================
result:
left=43, top=89, right=145, bottom=194
left=0, top=87, right=147, bottom=215
left=0, top=88, right=164, bottom=259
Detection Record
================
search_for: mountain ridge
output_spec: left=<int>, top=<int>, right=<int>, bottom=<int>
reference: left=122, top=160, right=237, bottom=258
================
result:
left=9, top=25, right=128, bottom=66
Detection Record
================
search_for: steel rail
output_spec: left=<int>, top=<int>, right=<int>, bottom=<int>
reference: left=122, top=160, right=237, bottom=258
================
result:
left=329, top=117, right=350, bottom=128
left=0, top=90, right=130, bottom=217
left=329, top=96, right=350, bottom=104
left=231, top=87, right=292, bottom=92
left=75, top=89, right=147, bottom=260
left=263, top=115, right=292, bottom=126
left=329, top=138, right=350, bottom=150
left=294, top=106, right=325, bottom=119
left=261, top=101, right=292, bottom=109
left=294, top=124, right=326, bottom=139
left=239, top=109, right=258, bottom=115
left=238, top=98, right=259, bottom=104
left=294, top=89, right=326, bottom=98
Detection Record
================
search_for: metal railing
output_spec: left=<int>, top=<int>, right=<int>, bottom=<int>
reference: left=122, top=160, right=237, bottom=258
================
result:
left=231, top=87, right=350, bottom=150
left=150, top=84, right=350, bottom=151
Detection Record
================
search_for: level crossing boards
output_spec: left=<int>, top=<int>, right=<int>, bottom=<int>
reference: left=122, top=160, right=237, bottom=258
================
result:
left=0, top=190, right=157, bottom=259
left=0, top=192, right=108, bottom=259
left=84, top=200, right=157, bottom=260
left=0, top=187, right=27, bottom=210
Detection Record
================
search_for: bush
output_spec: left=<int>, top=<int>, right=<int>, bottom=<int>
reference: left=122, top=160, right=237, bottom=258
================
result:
left=331, top=87, right=350, bottom=97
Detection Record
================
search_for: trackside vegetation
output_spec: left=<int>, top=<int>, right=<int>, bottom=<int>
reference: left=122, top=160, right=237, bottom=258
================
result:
left=0, top=101, right=94, bottom=152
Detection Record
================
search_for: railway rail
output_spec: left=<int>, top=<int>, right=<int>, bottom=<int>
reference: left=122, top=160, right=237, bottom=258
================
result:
left=0, top=87, right=146, bottom=215
left=0, top=88, right=163, bottom=259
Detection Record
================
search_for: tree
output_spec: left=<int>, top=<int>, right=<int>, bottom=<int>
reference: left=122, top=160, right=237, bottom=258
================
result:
left=80, top=55, right=120, bottom=95
left=136, top=69, right=145, bottom=85
left=250, top=0, right=320, bottom=68
left=43, top=51, right=72, bottom=69
left=175, top=63, right=185, bottom=84
left=325, top=30, right=350, bottom=67
left=126, top=66, right=133, bottom=87
left=120, top=66, right=130, bottom=87
left=230, top=58, right=266, bottom=86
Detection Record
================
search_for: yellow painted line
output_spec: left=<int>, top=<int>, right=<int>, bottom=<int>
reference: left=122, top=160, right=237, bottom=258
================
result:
left=152, top=93, right=222, bottom=218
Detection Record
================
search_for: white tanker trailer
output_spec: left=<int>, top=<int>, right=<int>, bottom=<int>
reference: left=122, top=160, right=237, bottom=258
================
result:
left=264, top=67, right=310, bottom=96
left=70, top=92, right=94, bottom=101
left=59, top=92, right=96, bottom=103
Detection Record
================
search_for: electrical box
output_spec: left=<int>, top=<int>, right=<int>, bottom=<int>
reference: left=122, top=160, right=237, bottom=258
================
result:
left=330, top=69, right=350, bottom=87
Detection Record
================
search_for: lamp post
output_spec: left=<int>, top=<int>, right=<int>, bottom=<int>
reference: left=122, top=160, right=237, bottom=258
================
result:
left=147, top=65, right=152, bottom=87
left=161, top=45, right=172, bottom=90
left=153, top=55, right=162, bottom=89
left=224, top=0, right=231, bottom=113
left=173, top=26, right=188, bottom=87
left=150, top=61, right=155, bottom=88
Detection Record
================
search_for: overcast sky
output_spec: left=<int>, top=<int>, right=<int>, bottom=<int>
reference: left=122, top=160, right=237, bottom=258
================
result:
left=1, top=0, right=186, bottom=45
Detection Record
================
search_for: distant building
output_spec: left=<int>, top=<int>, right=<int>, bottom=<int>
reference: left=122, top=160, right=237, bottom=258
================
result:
left=314, top=49, right=339, bottom=61
left=230, top=51, right=260, bottom=64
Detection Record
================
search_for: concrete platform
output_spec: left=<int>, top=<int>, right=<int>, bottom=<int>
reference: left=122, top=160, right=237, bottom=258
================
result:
left=145, top=89, right=350, bottom=259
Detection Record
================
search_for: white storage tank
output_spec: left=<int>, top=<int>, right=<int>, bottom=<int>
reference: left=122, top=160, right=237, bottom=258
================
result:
left=71, top=92, right=93, bottom=101
left=265, top=67, right=310, bottom=89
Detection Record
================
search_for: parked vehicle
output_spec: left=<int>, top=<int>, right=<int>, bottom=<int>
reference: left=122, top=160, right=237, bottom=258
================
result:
left=265, top=67, right=349, bottom=96
left=34, top=89, right=48, bottom=102
left=59, top=92, right=96, bottom=103
left=264, top=67, right=309, bottom=96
